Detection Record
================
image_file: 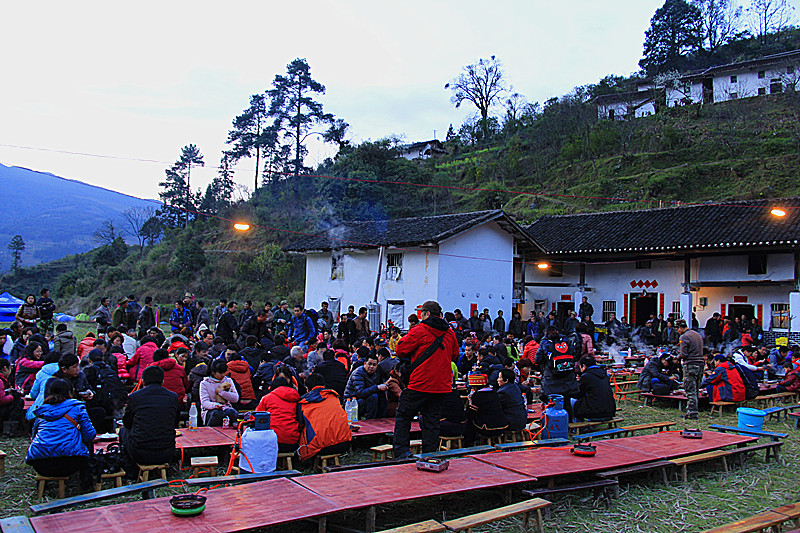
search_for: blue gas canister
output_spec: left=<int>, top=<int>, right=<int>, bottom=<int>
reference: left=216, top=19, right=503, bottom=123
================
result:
left=253, top=411, right=271, bottom=430
left=541, top=394, right=569, bottom=439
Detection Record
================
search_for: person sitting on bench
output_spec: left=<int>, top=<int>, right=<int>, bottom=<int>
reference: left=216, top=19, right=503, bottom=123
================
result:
left=120, top=365, right=179, bottom=478
left=344, top=352, right=387, bottom=419
left=296, top=373, right=351, bottom=462
left=701, top=354, right=746, bottom=402
left=199, top=359, right=239, bottom=426
left=256, top=376, right=301, bottom=453
left=439, top=389, right=467, bottom=437
left=777, top=361, right=800, bottom=393
left=496, top=368, right=528, bottom=431
left=463, top=373, right=508, bottom=446
left=26, top=378, right=96, bottom=484
left=571, top=355, right=616, bottom=422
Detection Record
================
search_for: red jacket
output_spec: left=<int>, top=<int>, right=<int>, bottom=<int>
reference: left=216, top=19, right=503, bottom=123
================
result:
left=256, top=386, right=300, bottom=445
left=155, top=357, right=188, bottom=403
left=779, top=368, right=800, bottom=393
left=115, top=353, right=131, bottom=382
left=77, top=337, right=95, bottom=359
left=226, top=360, right=256, bottom=401
left=704, top=361, right=746, bottom=402
left=395, top=316, right=459, bottom=394
left=127, top=342, right=157, bottom=382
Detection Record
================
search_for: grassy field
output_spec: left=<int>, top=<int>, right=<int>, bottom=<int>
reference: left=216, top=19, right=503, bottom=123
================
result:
left=1, top=396, right=798, bottom=532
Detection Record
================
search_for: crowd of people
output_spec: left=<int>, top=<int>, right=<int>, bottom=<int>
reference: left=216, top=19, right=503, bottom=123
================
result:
left=1, top=290, right=799, bottom=490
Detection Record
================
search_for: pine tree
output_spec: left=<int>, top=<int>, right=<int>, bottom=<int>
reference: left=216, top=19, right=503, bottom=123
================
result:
left=7, top=234, right=25, bottom=276
left=159, top=144, right=204, bottom=227
left=267, top=58, right=333, bottom=176
left=226, top=94, right=269, bottom=191
left=640, top=0, right=704, bottom=75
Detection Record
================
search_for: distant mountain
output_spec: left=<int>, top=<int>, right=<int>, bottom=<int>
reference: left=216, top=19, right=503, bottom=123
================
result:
left=0, top=163, right=159, bottom=268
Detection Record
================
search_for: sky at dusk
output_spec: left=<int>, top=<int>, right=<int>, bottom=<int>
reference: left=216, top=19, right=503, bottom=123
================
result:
left=1, top=0, right=795, bottom=199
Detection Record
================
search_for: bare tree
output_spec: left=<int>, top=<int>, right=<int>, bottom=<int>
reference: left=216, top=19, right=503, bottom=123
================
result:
left=446, top=56, right=509, bottom=139
left=120, top=206, right=157, bottom=254
left=92, top=219, right=119, bottom=246
left=692, top=0, right=742, bottom=51
left=747, top=0, right=794, bottom=43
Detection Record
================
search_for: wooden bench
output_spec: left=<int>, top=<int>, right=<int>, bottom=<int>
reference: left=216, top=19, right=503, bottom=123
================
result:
left=773, top=502, right=800, bottom=529
left=668, top=450, right=731, bottom=483
left=790, top=411, right=800, bottom=429
left=596, top=460, right=673, bottom=496
left=30, top=479, right=168, bottom=515
left=184, top=469, right=301, bottom=487
left=524, top=481, right=617, bottom=515
left=441, top=498, right=551, bottom=533
left=35, top=475, right=69, bottom=499
left=709, top=401, right=742, bottom=416
left=410, top=440, right=423, bottom=454
left=728, top=441, right=784, bottom=466
left=315, top=453, right=341, bottom=472
left=572, top=428, right=627, bottom=442
left=614, top=380, right=639, bottom=392
left=371, top=444, right=394, bottom=461
left=438, top=435, right=463, bottom=451
left=190, top=456, right=218, bottom=478
left=276, top=452, right=294, bottom=470
left=619, top=421, right=676, bottom=436
left=709, top=424, right=790, bottom=442
left=493, top=438, right=571, bottom=452
left=616, top=389, right=644, bottom=403
left=92, top=470, right=126, bottom=492
left=0, top=449, right=5, bottom=477
left=137, top=463, right=169, bottom=482
left=569, top=417, right=623, bottom=435
left=503, top=430, right=528, bottom=443
left=701, top=510, right=792, bottom=532
left=376, top=520, right=446, bottom=533
left=0, top=516, right=35, bottom=533
left=415, top=445, right=495, bottom=460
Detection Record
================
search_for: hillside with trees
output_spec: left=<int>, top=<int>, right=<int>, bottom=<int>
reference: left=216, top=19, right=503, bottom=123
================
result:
left=4, top=0, right=800, bottom=313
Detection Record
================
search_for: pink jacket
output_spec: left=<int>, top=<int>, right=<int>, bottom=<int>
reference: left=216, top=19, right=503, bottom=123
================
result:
left=580, top=333, right=595, bottom=357
left=127, top=342, right=157, bottom=382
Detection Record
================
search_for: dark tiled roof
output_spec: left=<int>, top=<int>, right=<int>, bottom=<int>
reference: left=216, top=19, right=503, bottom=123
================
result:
left=284, top=210, right=506, bottom=251
left=527, top=198, right=800, bottom=255
left=685, top=49, right=800, bottom=79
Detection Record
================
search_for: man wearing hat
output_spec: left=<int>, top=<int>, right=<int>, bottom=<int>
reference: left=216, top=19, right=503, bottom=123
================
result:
left=393, top=300, right=459, bottom=459
left=112, top=298, right=129, bottom=330
left=677, top=318, right=704, bottom=420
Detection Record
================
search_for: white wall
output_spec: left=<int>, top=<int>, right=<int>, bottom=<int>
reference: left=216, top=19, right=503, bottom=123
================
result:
left=691, top=285, right=793, bottom=330
left=437, top=221, right=514, bottom=316
left=696, top=253, right=794, bottom=282
left=597, top=100, right=656, bottom=120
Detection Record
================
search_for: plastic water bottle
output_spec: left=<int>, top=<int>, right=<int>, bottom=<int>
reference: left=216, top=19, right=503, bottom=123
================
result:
left=351, top=400, right=359, bottom=422
left=188, top=404, right=198, bottom=428
left=345, top=398, right=354, bottom=422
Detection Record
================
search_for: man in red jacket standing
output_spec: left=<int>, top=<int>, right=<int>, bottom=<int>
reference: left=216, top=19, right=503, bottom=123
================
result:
left=393, top=300, right=459, bottom=459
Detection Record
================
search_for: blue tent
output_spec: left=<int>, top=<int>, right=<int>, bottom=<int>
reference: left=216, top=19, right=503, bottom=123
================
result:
left=0, top=291, right=24, bottom=323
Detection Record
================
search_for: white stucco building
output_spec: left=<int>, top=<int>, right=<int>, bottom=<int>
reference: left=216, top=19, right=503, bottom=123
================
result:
left=284, top=210, right=539, bottom=329
left=396, top=140, right=446, bottom=160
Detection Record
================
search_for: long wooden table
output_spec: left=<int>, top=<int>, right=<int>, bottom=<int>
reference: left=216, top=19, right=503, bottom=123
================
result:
left=29, top=477, right=339, bottom=533
left=93, top=427, right=235, bottom=453
left=602, top=430, right=757, bottom=459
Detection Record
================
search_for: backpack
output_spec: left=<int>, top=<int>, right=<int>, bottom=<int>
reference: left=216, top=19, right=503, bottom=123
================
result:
left=89, top=443, right=124, bottom=483
left=305, top=309, right=320, bottom=333
left=544, top=336, right=576, bottom=378
left=95, top=364, right=128, bottom=412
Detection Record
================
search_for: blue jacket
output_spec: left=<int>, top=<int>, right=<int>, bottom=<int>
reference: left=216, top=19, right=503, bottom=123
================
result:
left=288, top=314, right=315, bottom=345
left=344, top=365, right=381, bottom=399
left=170, top=308, right=192, bottom=332
left=26, top=399, right=96, bottom=461
left=26, top=362, right=60, bottom=421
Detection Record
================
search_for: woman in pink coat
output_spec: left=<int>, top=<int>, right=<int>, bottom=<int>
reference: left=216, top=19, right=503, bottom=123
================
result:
left=126, top=335, right=158, bottom=382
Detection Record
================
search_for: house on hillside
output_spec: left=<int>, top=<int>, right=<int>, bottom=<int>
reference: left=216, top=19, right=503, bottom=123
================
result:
left=593, top=88, right=658, bottom=120
left=397, top=140, right=446, bottom=160
left=523, top=199, right=800, bottom=343
left=666, top=50, right=800, bottom=107
left=283, top=210, right=541, bottom=329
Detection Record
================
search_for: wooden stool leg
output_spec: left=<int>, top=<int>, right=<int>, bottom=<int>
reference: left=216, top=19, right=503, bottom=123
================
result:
left=160, top=467, right=168, bottom=481
left=141, top=470, right=149, bottom=482
left=37, top=479, right=45, bottom=499
left=114, top=475, right=123, bottom=488
left=57, top=479, right=65, bottom=499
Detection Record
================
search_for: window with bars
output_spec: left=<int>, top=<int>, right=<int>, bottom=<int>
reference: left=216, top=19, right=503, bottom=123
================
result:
left=602, top=301, right=616, bottom=323
left=669, top=301, right=680, bottom=322
left=331, top=253, right=344, bottom=280
left=386, top=253, right=403, bottom=281
left=771, top=303, right=790, bottom=329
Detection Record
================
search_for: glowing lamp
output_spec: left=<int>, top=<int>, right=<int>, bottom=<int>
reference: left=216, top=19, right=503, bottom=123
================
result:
left=537, top=262, right=550, bottom=270
left=771, top=208, right=787, bottom=217
left=233, top=223, right=251, bottom=231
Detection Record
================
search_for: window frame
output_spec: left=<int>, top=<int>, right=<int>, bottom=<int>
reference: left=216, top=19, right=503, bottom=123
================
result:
left=385, top=252, right=403, bottom=281
left=771, top=303, right=790, bottom=329
left=602, top=301, right=616, bottom=323
left=330, top=252, right=344, bottom=280
left=747, top=254, right=767, bottom=275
